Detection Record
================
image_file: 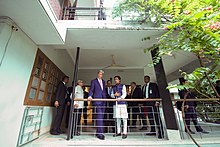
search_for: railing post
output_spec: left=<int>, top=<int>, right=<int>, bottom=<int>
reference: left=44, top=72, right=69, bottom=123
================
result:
left=67, top=47, right=80, bottom=140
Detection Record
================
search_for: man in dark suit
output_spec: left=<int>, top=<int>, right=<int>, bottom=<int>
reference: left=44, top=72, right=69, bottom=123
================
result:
left=178, top=77, right=208, bottom=134
left=51, top=76, right=69, bottom=135
left=142, top=75, right=164, bottom=139
left=65, top=86, right=73, bottom=128
left=128, top=82, right=147, bottom=129
left=88, top=70, right=106, bottom=140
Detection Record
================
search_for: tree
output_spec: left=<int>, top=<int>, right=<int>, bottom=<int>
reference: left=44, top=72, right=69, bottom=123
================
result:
left=113, top=0, right=220, bottom=98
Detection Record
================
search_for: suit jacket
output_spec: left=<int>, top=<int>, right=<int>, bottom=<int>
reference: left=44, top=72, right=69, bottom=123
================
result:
left=106, top=87, right=113, bottom=106
left=142, top=82, right=160, bottom=106
left=88, top=78, right=106, bottom=106
left=66, top=86, right=73, bottom=104
left=55, top=81, right=67, bottom=105
left=106, top=87, right=112, bottom=98
left=129, top=87, right=142, bottom=106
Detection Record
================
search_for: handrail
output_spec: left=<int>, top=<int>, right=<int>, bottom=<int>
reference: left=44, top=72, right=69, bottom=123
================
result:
left=74, top=98, right=162, bottom=101
left=65, top=7, right=104, bottom=10
left=172, top=98, right=219, bottom=101
left=73, top=98, right=219, bottom=102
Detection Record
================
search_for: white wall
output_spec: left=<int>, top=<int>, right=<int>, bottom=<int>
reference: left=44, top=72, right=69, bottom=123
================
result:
left=78, top=69, right=145, bottom=85
left=0, top=23, right=74, bottom=147
left=0, top=23, right=37, bottom=147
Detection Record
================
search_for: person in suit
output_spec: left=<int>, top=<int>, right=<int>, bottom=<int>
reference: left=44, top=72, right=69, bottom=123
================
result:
left=83, top=86, right=88, bottom=125
left=51, top=76, right=69, bottom=135
left=111, top=76, right=128, bottom=139
left=88, top=70, right=106, bottom=140
left=178, top=77, right=209, bottom=134
left=65, top=86, right=73, bottom=128
left=129, top=82, right=147, bottom=130
left=142, top=75, right=164, bottom=139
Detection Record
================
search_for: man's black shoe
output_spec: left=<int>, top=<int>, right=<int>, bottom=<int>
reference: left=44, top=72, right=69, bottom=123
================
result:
left=50, top=131, right=60, bottom=135
left=185, top=130, right=195, bottom=134
left=97, top=135, right=105, bottom=140
left=198, top=130, right=209, bottom=134
left=146, top=132, right=156, bottom=136
left=122, top=134, right=127, bottom=139
left=140, top=127, right=147, bottom=130
left=57, top=130, right=64, bottom=134
left=113, top=133, right=121, bottom=137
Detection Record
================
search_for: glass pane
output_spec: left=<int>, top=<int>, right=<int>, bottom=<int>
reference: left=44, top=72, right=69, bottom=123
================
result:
left=29, top=88, right=36, bottom=99
left=40, top=81, right=46, bottom=90
left=34, top=68, right=41, bottom=77
left=38, top=56, right=43, bottom=67
left=48, top=84, right=53, bottom=93
left=38, top=91, right=44, bottom=100
left=46, top=93, right=51, bottom=102
left=31, top=77, right=39, bottom=88
left=44, top=62, right=49, bottom=71
left=42, top=72, right=47, bottom=81
left=55, top=78, right=58, bottom=85
left=53, top=87, right=57, bottom=93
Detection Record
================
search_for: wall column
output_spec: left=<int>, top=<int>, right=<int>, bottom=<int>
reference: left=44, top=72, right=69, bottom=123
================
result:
left=151, top=48, right=178, bottom=130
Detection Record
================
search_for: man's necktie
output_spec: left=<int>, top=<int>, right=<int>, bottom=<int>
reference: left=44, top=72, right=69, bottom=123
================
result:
left=99, top=79, right=103, bottom=90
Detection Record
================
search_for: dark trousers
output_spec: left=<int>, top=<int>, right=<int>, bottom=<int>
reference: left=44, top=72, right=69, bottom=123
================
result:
left=53, top=103, right=66, bottom=132
left=83, top=107, right=87, bottom=125
left=66, top=104, right=71, bottom=128
left=94, top=106, right=105, bottom=136
left=145, top=104, right=164, bottom=137
left=72, top=108, right=82, bottom=135
left=139, top=106, right=147, bottom=127
left=185, top=107, right=203, bottom=132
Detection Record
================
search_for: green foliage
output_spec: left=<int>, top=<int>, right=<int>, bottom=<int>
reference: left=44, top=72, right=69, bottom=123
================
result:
left=113, top=0, right=220, bottom=98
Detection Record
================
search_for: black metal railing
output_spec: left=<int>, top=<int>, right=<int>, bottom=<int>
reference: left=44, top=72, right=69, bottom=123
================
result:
left=67, top=98, right=167, bottom=140
left=173, top=98, right=220, bottom=140
left=62, top=7, right=107, bottom=20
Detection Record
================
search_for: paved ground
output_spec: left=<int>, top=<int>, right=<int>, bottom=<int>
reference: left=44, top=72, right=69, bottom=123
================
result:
left=29, top=124, right=220, bottom=147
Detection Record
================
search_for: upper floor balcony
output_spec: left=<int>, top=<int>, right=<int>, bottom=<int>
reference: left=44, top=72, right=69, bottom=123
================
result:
left=41, top=0, right=158, bottom=28
left=46, top=0, right=139, bottom=21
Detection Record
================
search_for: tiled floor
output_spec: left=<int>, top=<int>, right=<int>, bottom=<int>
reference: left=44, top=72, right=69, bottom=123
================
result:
left=28, top=122, right=220, bottom=147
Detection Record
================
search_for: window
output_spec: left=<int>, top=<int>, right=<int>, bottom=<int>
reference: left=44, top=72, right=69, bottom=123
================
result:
left=24, top=49, right=65, bottom=106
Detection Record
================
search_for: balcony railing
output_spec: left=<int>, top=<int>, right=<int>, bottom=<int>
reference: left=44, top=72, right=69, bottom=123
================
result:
left=62, top=6, right=137, bottom=21
left=173, top=98, right=220, bottom=140
left=68, top=98, right=166, bottom=141
left=66, top=98, right=220, bottom=144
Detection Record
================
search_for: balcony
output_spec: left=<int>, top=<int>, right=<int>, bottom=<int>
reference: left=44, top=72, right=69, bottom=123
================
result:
left=20, top=98, right=220, bottom=147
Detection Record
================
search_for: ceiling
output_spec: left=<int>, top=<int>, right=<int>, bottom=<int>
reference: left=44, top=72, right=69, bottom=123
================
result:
left=0, top=0, right=63, bottom=44
left=46, top=28, right=197, bottom=76
left=51, top=28, right=165, bottom=50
